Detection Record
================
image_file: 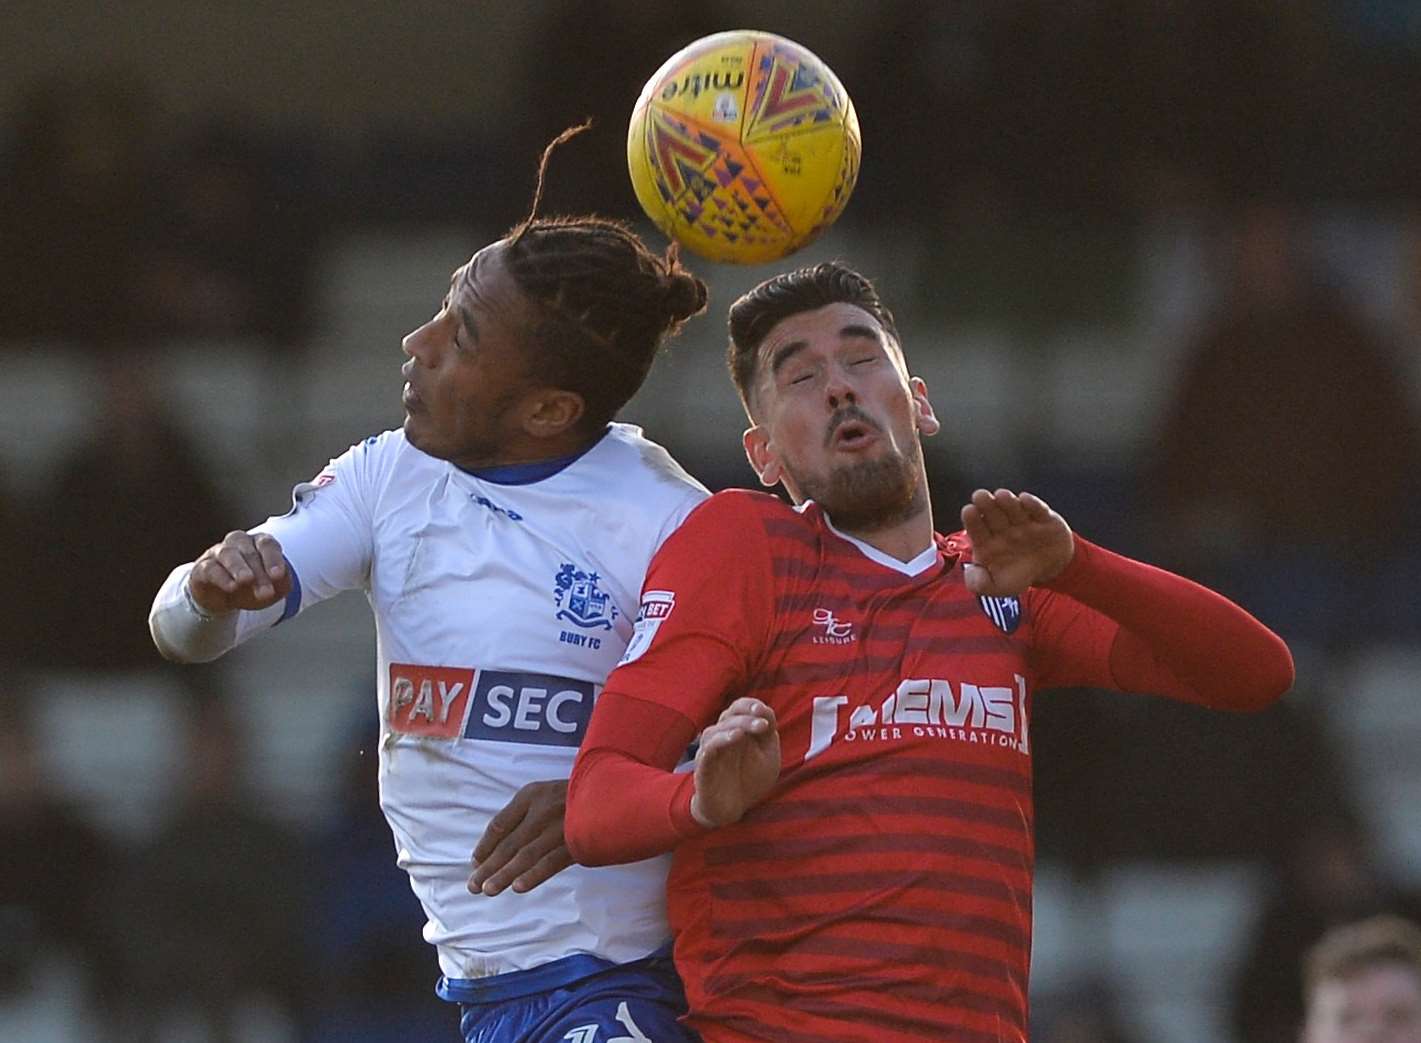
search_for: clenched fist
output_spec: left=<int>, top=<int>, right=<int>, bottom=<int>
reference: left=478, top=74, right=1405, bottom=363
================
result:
left=188, top=531, right=292, bottom=614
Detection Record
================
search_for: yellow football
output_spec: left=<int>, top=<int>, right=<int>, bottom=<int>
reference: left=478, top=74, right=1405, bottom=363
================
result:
left=627, top=30, right=860, bottom=265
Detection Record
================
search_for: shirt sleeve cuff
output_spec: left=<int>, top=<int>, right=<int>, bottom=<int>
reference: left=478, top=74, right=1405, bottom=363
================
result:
left=668, top=773, right=710, bottom=839
left=1041, top=533, right=1098, bottom=593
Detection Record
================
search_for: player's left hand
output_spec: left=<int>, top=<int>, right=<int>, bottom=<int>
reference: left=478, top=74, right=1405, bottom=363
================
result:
left=468, top=779, right=573, bottom=897
left=960, top=488, right=1074, bottom=596
left=690, top=698, right=780, bottom=829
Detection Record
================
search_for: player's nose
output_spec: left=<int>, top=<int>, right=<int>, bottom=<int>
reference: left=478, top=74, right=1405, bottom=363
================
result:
left=824, top=366, right=858, bottom=409
left=401, top=320, right=438, bottom=365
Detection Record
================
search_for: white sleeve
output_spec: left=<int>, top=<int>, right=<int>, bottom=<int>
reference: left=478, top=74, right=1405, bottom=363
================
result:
left=636, top=435, right=711, bottom=558
left=148, top=562, right=285, bottom=663
left=147, top=433, right=394, bottom=664
left=254, top=433, right=390, bottom=612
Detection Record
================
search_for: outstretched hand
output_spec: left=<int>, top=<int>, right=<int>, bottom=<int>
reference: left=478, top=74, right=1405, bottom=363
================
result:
left=691, top=698, right=780, bottom=829
left=468, top=780, right=573, bottom=896
left=960, top=488, right=1074, bottom=596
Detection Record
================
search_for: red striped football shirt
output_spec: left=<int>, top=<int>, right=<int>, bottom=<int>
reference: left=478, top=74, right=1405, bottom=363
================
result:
left=568, top=489, right=1292, bottom=1042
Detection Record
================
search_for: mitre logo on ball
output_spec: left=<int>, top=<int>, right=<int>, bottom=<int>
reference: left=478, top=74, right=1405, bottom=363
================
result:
left=627, top=30, right=861, bottom=265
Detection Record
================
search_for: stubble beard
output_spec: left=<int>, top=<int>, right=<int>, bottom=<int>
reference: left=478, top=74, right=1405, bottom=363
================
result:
left=410, top=386, right=524, bottom=469
left=792, top=441, right=926, bottom=534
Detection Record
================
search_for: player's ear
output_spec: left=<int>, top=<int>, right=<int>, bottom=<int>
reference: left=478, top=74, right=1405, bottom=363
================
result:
left=743, top=425, right=782, bottom=487
left=522, top=388, right=585, bottom=439
left=909, top=376, right=940, bottom=437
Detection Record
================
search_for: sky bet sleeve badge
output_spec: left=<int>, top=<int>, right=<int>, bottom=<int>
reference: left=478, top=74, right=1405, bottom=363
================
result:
left=553, top=563, right=618, bottom=630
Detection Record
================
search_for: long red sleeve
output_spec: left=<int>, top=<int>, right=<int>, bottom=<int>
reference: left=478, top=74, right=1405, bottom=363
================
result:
left=1043, top=535, right=1295, bottom=710
left=567, top=491, right=776, bottom=869
left=567, top=692, right=705, bottom=866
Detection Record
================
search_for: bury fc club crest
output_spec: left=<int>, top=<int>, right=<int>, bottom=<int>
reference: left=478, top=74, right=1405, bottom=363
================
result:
left=553, top=563, right=617, bottom=630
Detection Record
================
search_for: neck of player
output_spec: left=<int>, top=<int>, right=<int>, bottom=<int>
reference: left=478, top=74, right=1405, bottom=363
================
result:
left=830, top=483, right=935, bottom=564
left=452, top=429, right=600, bottom=473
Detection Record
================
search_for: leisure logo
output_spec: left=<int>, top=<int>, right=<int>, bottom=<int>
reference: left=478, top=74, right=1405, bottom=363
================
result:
left=811, top=607, right=855, bottom=644
left=553, top=563, right=617, bottom=630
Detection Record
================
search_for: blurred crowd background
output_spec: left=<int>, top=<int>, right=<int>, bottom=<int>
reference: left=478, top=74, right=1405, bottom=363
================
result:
left=2, top=2, right=1419, bottom=1041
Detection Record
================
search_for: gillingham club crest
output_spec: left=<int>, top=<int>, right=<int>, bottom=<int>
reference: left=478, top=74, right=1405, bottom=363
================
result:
left=553, top=563, right=618, bottom=630
left=977, top=594, right=1022, bottom=634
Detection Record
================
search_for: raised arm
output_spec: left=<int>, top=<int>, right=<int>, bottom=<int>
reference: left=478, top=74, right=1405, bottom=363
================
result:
left=1042, top=534, right=1295, bottom=710
left=149, top=434, right=391, bottom=665
left=958, top=487, right=1294, bottom=710
left=149, top=531, right=292, bottom=663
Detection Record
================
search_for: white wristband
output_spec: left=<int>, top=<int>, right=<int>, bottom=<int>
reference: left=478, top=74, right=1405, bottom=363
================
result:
left=181, top=577, right=218, bottom=622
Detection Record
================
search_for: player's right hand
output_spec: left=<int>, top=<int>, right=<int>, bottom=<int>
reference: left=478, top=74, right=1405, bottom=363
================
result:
left=188, top=531, right=292, bottom=615
left=691, top=698, right=780, bottom=829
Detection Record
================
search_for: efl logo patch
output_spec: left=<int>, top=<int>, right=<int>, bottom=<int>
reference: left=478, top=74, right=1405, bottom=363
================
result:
left=282, top=468, right=337, bottom=518
left=977, top=594, right=1022, bottom=634
left=618, top=590, right=675, bottom=665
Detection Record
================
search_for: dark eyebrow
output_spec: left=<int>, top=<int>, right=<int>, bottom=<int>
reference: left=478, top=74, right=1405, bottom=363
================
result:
left=769, top=340, right=808, bottom=377
left=447, top=266, right=478, bottom=342
left=840, top=324, right=879, bottom=343
left=455, top=302, right=478, bottom=342
left=769, top=324, right=881, bottom=377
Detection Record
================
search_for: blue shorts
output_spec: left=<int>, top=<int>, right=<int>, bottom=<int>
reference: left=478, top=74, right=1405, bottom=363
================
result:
left=439, top=950, right=698, bottom=1043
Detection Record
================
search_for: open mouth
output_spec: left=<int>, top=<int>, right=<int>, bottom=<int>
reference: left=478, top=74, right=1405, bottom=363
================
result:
left=828, top=413, right=878, bottom=450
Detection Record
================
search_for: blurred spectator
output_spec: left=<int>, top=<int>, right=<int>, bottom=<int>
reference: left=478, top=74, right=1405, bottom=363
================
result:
left=0, top=688, right=117, bottom=1036
left=139, top=116, right=321, bottom=351
left=23, top=354, right=230, bottom=671
left=1033, top=978, right=1143, bottom=1043
left=305, top=715, right=452, bottom=1042
left=511, top=0, right=724, bottom=221
left=109, top=696, right=307, bottom=1043
left=0, top=72, right=161, bottom=350
left=1232, top=814, right=1421, bottom=1043
left=0, top=470, right=22, bottom=664
left=1033, top=683, right=1341, bottom=873
left=1299, top=914, right=1421, bottom=1043
left=1145, top=202, right=1420, bottom=644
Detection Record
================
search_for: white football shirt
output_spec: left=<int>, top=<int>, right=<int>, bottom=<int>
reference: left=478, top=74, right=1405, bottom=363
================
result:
left=151, top=423, right=708, bottom=981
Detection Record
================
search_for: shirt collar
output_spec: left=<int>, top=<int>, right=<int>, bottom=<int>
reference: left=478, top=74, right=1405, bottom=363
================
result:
left=458, top=426, right=611, bottom=485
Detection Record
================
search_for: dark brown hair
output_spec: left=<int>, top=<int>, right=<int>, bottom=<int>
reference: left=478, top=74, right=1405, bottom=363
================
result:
left=726, top=261, right=900, bottom=410
left=503, top=123, right=708, bottom=432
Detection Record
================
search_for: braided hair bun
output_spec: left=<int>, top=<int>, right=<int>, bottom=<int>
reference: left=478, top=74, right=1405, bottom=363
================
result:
left=499, top=122, right=711, bottom=432
left=657, top=244, right=709, bottom=328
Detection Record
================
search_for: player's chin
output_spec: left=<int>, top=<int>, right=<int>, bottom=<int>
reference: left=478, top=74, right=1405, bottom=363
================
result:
left=828, top=446, right=891, bottom=478
left=402, top=413, right=439, bottom=453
